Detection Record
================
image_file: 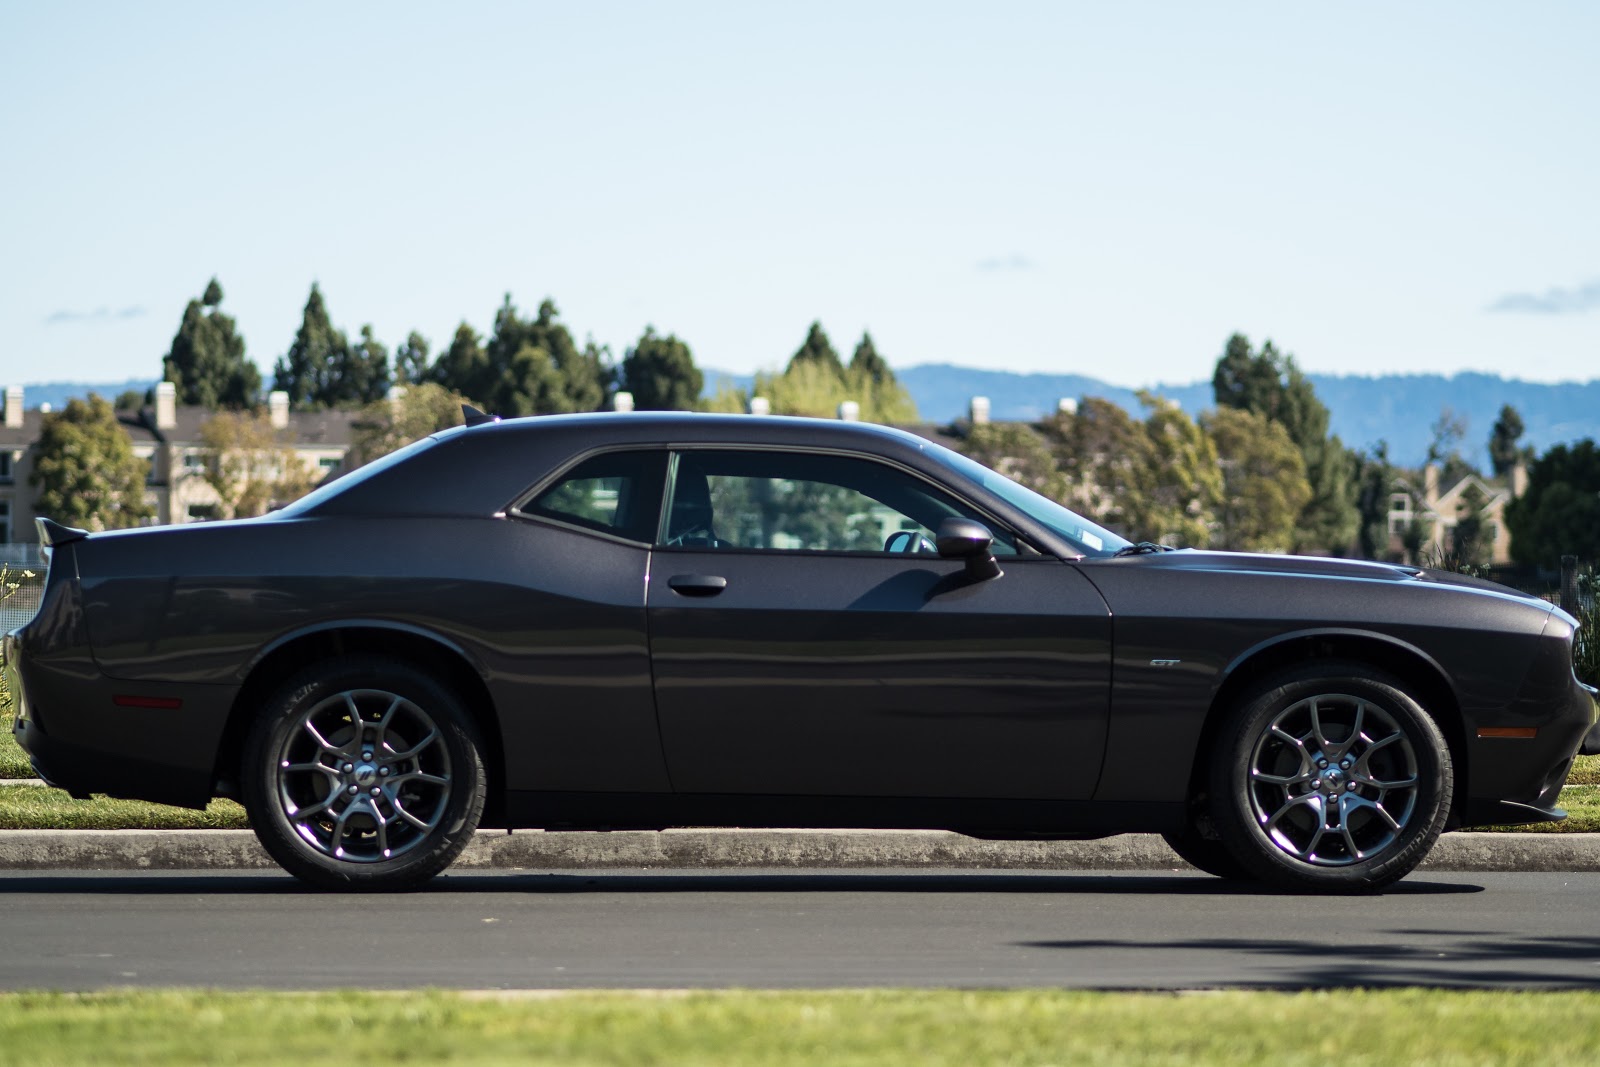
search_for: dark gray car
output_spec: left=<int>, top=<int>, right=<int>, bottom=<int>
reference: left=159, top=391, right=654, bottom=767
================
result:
left=5, top=413, right=1594, bottom=891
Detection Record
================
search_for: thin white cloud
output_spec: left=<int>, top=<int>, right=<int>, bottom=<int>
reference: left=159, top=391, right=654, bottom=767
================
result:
left=1488, top=281, right=1600, bottom=315
left=44, top=306, right=147, bottom=325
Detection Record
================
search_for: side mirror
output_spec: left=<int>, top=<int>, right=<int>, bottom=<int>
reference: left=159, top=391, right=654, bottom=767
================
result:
left=936, top=517, right=1002, bottom=581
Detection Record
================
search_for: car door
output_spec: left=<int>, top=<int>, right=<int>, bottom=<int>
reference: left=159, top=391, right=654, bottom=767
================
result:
left=645, top=447, right=1112, bottom=800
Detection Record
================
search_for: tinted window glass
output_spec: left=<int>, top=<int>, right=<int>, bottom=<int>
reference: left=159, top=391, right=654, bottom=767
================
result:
left=525, top=451, right=666, bottom=543
left=662, top=450, right=1016, bottom=555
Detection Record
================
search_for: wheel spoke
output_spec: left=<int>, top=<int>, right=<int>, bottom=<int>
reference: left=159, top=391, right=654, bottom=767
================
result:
left=387, top=729, right=439, bottom=763
left=1251, top=768, right=1313, bottom=786
left=373, top=696, right=404, bottom=752
left=390, top=769, right=449, bottom=788
left=390, top=795, right=432, bottom=831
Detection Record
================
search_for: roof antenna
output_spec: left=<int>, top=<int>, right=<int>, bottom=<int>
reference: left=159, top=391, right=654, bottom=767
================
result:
left=461, top=404, right=499, bottom=427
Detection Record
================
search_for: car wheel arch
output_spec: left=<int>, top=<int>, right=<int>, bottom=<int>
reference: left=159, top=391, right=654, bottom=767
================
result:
left=214, top=625, right=505, bottom=823
left=1187, top=631, right=1468, bottom=827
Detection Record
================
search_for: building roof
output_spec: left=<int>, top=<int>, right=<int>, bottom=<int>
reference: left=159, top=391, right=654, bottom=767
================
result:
left=115, top=406, right=361, bottom=448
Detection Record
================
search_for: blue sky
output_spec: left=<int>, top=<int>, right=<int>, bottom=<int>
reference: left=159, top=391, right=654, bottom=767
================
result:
left=2, top=2, right=1596, bottom=388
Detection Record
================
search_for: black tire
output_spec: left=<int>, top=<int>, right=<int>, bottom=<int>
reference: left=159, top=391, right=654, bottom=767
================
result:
left=1162, top=820, right=1255, bottom=881
left=241, top=656, right=487, bottom=891
left=1207, top=661, right=1451, bottom=893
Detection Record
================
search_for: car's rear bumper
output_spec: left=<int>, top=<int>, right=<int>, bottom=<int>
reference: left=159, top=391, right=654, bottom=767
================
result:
left=6, top=626, right=235, bottom=809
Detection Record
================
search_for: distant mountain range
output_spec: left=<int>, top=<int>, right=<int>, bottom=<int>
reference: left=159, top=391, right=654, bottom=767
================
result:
left=707, top=365, right=1599, bottom=469
left=15, top=367, right=1597, bottom=469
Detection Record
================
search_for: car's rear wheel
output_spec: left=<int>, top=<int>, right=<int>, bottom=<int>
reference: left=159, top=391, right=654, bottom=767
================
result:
left=242, top=656, right=487, bottom=891
left=1207, top=662, right=1451, bottom=893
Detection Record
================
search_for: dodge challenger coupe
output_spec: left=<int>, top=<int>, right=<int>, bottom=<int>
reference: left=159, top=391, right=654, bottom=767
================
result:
left=5, top=412, right=1595, bottom=892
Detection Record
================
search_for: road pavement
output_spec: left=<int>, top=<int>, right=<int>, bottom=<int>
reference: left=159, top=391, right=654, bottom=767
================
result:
left=4, top=868, right=1600, bottom=990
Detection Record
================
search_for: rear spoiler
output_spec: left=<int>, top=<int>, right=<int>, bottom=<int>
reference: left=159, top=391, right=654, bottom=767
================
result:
left=36, top=517, right=89, bottom=548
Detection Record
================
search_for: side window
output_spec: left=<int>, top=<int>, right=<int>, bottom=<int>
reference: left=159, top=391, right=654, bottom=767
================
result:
left=662, top=450, right=1016, bottom=555
left=522, top=451, right=667, bottom=543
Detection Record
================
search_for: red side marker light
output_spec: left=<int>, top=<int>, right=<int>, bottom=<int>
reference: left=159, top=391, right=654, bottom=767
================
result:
left=1476, top=727, right=1537, bottom=739
left=113, top=695, right=184, bottom=710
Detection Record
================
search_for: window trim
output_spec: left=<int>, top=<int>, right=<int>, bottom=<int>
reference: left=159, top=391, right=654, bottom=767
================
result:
left=656, top=443, right=1035, bottom=557
left=506, top=446, right=669, bottom=548
left=509, top=442, right=1039, bottom=555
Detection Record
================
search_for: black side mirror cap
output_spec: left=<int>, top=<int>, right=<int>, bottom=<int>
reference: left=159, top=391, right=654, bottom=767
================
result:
left=936, top=517, right=1002, bottom=581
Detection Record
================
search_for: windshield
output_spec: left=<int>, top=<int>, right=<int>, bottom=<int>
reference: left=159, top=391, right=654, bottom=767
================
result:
left=922, top=439, right=1131, bottom=558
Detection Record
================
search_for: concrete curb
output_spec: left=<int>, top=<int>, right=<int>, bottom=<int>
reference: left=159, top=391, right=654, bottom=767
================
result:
left=2, top=828, right=1599, bottom=873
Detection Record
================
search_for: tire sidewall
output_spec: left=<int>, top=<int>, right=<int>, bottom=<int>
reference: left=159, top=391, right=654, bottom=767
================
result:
left=241, top=656, right=487, bottom=891
left=1208, top=663, right=1452, bottom=892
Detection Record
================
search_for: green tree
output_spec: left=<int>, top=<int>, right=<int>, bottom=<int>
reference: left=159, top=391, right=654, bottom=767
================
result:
left=1202, top=406, right=1311, bottom=553
left=394, top=331, right=431, bottom=385
left=196, top=410, right=318, bottom=519
left=1042, top=396, right=1151, bottom=534
left=849, top=332, right=893, bottom=386
left=1211, top=333, right=1356, bottom=554
left=325, top=324, right=391, bottom=406
left=28, top=395, right=153, bottom=531
left=1129, top=393, right=1222, bottom=548
left=429, top=322, right=493, bottom=402
left=621, top=327, right=703, bottom=410
left=1426, top=406, right=1478, bottom=487
left=1450, top=481, right=1492, bottom=568
left=161, top=277, right=261, bottom=409
left=1505, top=440, right=1600, bottom=565
left=1489, top=404, right=1533, bottom=478
left=788, top=321, right=845, bottom=376
left=468, top=295, right=608, bottom=416
left=113, top=389, right=145, bottom=410
left=349, top=382, right=477, bottom=466
left=959, top=422, right=1069, bottom=502
left=755, top=325, right=916, bottom=424
left=273, top=283, right=350, bottom=410
left=1352, top=442, right=1400, bottom=561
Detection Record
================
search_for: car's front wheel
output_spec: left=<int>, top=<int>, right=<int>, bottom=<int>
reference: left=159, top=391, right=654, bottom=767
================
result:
left=1207, top=662, right=1452, bottom=893
left=241, top=657, right=487, bottom=891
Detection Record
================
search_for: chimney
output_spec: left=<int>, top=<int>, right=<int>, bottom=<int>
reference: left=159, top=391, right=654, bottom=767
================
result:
left=1511, top=461, right=1529, bottom=499
left=1057, top=397, right=1078, bottom=416
left=837, top=400, right=860, bottom=421
left=155, top=381, right=177, bottom=430
left=1423, top=463, right=1440, bottom=506
left=612, top=391, right=635, bottom=413
left=269, top=390, right=291, bottom=429
left=748, top=396, right=771, bottom=416
left=3, top=386, right=20, bottom=429
left=969, top=396, right=990, bottom=425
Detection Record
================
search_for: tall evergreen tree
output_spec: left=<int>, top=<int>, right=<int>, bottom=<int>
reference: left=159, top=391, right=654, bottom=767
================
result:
left=29, top=395, right=154, bottom=531
left=849, top=332, right=894, bottom=386
left=325, top=324, right=391, bottom=406
left=1211, top=333, right=1357, bottom=554
left=161, top=277, right=261, bottom=409
left=788, top=321, right=844, bottom=376
left=1489, top=404, right=1533, bottom=477
left=1352, top=442, right=1399, bottom=561
left=429, top=322, right=494, bottom=403
left=394, top=331, right=431, bottom=385
left=273, top=283, right=350, bottom=409
left=621, top=327, right=703, bottom=410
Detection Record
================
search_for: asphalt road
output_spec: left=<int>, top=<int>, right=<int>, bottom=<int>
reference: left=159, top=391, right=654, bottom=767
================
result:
left=5, top=868, right=1600, bottom=990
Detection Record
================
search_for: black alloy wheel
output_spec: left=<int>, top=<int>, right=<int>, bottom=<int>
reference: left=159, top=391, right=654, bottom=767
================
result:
left=241, top=656, right=487, bottom=891
left=1207, top=662, right=1452, bottom=893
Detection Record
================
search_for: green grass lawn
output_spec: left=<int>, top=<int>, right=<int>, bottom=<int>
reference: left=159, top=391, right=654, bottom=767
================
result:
left=2, top=988, right=1600, bottom=1067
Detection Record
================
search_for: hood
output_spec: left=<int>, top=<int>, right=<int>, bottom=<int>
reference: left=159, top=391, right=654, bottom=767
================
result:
left=1118, top=550, right=1548, bottom=604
